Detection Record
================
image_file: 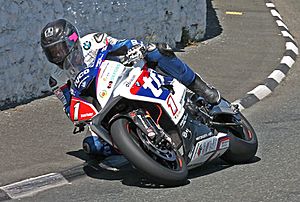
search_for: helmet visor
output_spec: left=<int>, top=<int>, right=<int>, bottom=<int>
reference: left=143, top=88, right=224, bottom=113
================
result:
left=63, top=44, right=86, bottom=80
left=43, top=33, right=79, bottom=64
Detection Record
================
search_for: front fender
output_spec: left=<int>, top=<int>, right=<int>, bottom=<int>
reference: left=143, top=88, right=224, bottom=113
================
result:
left=209, top=98, right=237, bottom=117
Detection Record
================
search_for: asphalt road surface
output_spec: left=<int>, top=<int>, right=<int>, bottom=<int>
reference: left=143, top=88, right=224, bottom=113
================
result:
left=0, top=0, right=299, bottom=201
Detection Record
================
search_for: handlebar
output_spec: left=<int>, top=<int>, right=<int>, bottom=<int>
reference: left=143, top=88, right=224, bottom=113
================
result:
left=121, top=44, right=146, bottom=65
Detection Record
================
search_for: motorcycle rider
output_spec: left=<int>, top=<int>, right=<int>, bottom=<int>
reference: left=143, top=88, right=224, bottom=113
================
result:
left=40, top=19, right=221, bottom=156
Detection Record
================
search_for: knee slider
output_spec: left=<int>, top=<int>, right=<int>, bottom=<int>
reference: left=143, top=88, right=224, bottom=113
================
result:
left=147, top=43, right=175, bottom=57
left=156, top=43, right=176, bottom=57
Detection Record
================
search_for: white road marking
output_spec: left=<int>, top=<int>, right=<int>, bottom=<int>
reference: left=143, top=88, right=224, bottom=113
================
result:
left=281, top=31, right=294, bottom=40
left=266, top=3, right=275, bottom=8
left=0, top=173, right=69, bottom=199
left=276, top=20, right=289, bottom=30
left=280, top=56, right=295, bottom=68
left=270, top=9, right=282, bottom=20
left=268, top=70, right=286, bottom=83
left=286, top=42, right=299, bottom=55
left=247, top=85, right=272, bottom=100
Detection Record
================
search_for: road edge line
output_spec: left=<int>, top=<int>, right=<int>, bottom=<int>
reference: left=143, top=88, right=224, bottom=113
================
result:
left=233, top=1, right=299, bottom=110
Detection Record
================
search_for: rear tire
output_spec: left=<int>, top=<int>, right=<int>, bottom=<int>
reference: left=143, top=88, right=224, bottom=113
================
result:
left=221, top=113, right=258, bottom=164
left=110, top=118, right=188, bottom=186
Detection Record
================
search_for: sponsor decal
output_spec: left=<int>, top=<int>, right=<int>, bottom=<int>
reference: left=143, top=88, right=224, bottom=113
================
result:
left=109, top=64, right=121, bottom=81
left=130, top=69, right=170, bottom=100
left=94, top=33, right=105, bottom=43
left=44, top=27, right=54, bottom=37
left=191, top=137, right=218, bottom=160
left=130, top=39, right=142, bottom=46
left=70, top=98, right=97, bottom=122
left=125, top=75, right=137, bottom=87
left=81, top=113, right=94, bottom=118
left=107, top=81, right=113, bottom=89
left=181, top=128, right=192, bottom=139
left=179, top=113, right=188, bottom=128
left=167, top=95, right=178, bottom=116
left=195, top=132, right=214, bottom=141
left=83, top=41, right=91, bottom=50
left=74, top=69, right=90, bottom=88
left=99, top=90, right=108, bottom=98
left=218, top=137, right=230, bottom=150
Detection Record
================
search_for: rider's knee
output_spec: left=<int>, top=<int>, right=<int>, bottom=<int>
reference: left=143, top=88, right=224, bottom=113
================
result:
left=147, top=43, right=176, bottom=57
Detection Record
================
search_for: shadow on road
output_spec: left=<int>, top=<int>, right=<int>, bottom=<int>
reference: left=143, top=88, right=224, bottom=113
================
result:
left=203, top=0, right=223, bottom=41
left=175, top=0, right=222, bottom=50
left=66, top=150, right=260, bottom=188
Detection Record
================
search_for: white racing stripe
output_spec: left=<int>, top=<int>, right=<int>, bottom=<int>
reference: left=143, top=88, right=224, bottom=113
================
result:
left=0, top=173, right=69, bottom=199
left=247, top=85, right=272, bottom=100
left=280, top=56, right=295, bottom=68
left=286, top=42, right=299, bottom=55
left=268, top=70, right=286, bottom=83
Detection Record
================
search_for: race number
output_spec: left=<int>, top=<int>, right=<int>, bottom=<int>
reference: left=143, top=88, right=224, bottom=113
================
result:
left=167, top=95, right=178, bottom=115
left=73, top=102, right=80, bottom=121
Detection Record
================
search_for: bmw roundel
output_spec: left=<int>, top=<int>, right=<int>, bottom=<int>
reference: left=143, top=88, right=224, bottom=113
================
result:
left=83, top=41, right=91, bottom=50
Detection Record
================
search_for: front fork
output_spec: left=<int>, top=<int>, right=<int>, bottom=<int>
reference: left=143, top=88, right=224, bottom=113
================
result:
left=109, top=109, right=177, bottom=150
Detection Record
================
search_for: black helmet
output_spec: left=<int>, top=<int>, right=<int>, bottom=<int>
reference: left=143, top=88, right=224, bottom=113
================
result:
left=41, top=19, right=80, bottom=68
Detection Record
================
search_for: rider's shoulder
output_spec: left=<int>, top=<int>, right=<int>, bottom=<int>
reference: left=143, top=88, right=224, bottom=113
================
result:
left=80, top=32, right=108, bottom=54
left=80, top=32, right=109, bottom=44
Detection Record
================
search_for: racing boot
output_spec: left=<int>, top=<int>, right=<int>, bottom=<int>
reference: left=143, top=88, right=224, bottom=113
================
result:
left=188, top=74, right=221, bottom=105
left=82, top=130, right=116, bottom=157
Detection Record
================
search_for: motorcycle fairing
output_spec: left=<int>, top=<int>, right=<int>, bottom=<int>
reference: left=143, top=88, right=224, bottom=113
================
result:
left=130, top=69, right=170, bottom=100
left=187, top=132, right=229, bottom=167
left=95, top=60, right=125, bottom=108
left=73, top=68, right=97, bottom=92
left=69, top=97, right=98, bottom=122
left=113, top=62, right=187, bottom=125
left=209, top=99, right=237, bottom=116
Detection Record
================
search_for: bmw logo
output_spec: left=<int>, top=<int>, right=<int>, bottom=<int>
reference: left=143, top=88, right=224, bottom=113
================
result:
left=83, top=41, right=91, bottom=50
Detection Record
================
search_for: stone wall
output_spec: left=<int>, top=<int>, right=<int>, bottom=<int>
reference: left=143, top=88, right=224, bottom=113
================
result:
left=0, top=0, right=206, bottom=108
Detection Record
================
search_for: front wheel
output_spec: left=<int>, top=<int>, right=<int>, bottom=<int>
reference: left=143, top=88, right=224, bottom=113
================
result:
left=110, top=118, right=188, bottom=186
left=220, top=113, right=258, bottom=164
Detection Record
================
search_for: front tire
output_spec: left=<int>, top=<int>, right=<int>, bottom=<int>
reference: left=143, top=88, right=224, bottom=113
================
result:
left=110, top=118, right=188, bottom=186
left=221, top=113, right=258, bottom=164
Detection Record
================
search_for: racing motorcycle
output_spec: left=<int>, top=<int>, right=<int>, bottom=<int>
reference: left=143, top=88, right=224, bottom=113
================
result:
left=66, top=45, right=258, bottom=186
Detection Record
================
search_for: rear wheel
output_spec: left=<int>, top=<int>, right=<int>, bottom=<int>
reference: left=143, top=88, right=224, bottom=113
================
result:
left=110, top=118, right=188, bottom=186
left=220, top=113, right=258, bottom=164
